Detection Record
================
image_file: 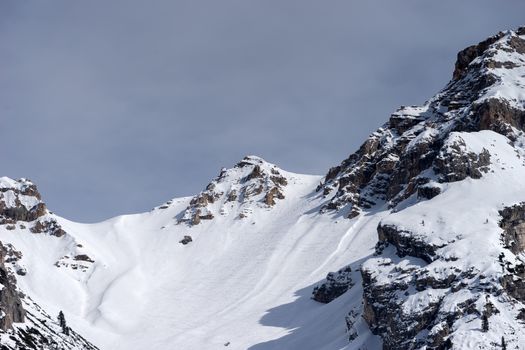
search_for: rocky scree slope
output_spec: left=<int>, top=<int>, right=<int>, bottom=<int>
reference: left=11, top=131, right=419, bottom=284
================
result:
left=316, top=27, right=525, bottom=349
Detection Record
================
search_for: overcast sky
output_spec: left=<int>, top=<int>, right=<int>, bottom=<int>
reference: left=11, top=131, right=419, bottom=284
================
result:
left=1, top=1, right=525, bottom=222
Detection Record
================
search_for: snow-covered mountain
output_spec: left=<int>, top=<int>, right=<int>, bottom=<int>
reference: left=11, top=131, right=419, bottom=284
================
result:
left=2, top=27, right=525, bottom=349
left=0, top=178, right=98, bottom=349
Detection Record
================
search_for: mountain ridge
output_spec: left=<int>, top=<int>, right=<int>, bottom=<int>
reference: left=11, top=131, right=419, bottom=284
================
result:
left=2, top=26, right=525, bottom=349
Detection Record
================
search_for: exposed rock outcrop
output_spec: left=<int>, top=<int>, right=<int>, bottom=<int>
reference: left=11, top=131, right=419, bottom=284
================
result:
left=179, top=235, right=193, bottom=245
left=0, top=177, right=66, bottom=237
left=0, top=242, right=25, bottom=331
left=433, top=135, right=491, bottom=182
left=498, top=203, right=525, bottom=303
left=178, top=156, right=290, bottom=225
left=376, top=223, right=441, bottom=263
left=362, top=222, right=493, bottom=350
left=312, top=265, right=353, bottom=303
left=452, top=31, right=506, bottom=80
left=499, top=202, right=525, bottom=254
left=319, top=29, right=525, bottom=218
left=357, top=193, right=525, bottom=349
left=361, top=260, right=444, bottom=350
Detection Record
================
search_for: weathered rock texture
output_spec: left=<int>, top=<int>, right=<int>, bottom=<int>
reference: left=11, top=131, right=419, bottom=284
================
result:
left=178, top=156, right=290, bottom=225
left=0, top=177, right=66, bottom=237
left=499, top=202, right=525, bottom=254
left=319, top=29, right=525, bottom=218
left=376, top=223, right=442, bottom=263
left=0, top=242, right=25, bottom=331
left=499, top=203, right=525, bottom=303
left=312, top=265, right=353, bottom=303
left=361, top=221, right=498, bottom=350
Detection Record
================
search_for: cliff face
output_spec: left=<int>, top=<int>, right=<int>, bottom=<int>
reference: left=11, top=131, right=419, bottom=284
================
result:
left=0, top=242, right=25, bottom=331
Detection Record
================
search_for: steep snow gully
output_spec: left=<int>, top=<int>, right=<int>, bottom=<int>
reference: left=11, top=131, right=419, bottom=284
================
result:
left=3, top=27, right=525, bottom=349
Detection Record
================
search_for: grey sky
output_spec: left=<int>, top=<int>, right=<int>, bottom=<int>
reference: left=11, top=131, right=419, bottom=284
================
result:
left=1, top=1, right=524, bottom=222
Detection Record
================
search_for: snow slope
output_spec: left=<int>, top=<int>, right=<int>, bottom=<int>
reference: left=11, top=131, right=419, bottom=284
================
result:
left=0, top=159, right=383, bottom=349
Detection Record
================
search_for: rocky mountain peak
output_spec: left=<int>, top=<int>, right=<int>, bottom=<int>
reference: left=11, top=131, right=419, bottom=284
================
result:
left=319, top=27, right=525, bottom=219
left=0, top=177, right=41, bottom=199
left=0, top=177, right=65, bottom=237
left=452, top=27, right=525, bottom=80
left=234, top=155, right=267, bottom=167
left=177, top=155, right=289, bottom=225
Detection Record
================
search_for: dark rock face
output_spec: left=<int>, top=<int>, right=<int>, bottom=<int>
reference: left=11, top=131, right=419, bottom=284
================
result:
left=226, top=190, right=237, bottom=202
left=452, top=32, right=505, bottom=80
left=179, top=235, right=193, bottom=245
left=188, top=209, right=214, bottom=226
left=499, top=203, right=525, bottom=254
left=0, top=242, right=25, bottom=331
left=361, top=223, right=483, bottom=350
left=362, top=265, right=443, bottom=350
left=0, top=204, right=46, bottom=223
left=2, top=309, right=100, bottom=350
left=417, top=184, right=441, bottom=200
left=74, top=254, right=94, bottom=263
left=377, top=223, right=441, bottom=263
left=0, top=179, right=44, bottom=224
left=433, top=137, right=491, bottom=182
left=312, top=266, right=353, bottom=303
left=498, top=203, right=525, bottom=302
left=475, top=98, right=525, bottom=132
left=500, top=274, right=525, bottom=304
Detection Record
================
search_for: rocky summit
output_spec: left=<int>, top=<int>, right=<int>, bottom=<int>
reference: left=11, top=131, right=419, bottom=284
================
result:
left=2, top=27, right=525, bottom=350
left=176, top=155, right=290, bottom=225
